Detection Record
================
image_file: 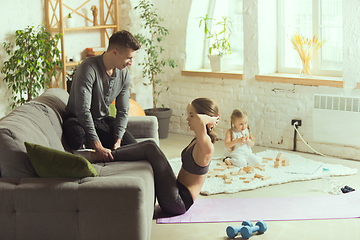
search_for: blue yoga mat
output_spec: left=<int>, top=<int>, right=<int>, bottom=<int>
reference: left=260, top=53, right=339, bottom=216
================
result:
left=157, top=191, right=360, bottom=223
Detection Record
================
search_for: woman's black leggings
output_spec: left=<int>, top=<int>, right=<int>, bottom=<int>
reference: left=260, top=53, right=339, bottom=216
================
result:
left=111, top=140, right=193, bottom=216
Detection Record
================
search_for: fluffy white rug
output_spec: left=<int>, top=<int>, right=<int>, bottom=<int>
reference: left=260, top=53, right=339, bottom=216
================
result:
left=168, top=150, right=358, bottom=195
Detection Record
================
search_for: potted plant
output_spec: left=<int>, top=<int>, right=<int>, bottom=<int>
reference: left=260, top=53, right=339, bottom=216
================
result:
left=199, top=14, right=232, bottom=72
left=134, top=0, right=177, bottom=139
left=1, top=24, right=63, bottom=109
left=66, top=13, right=74, bottom=28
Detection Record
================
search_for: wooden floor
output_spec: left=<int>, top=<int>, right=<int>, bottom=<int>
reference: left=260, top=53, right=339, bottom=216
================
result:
left=151, top=133, right=360, bottom=240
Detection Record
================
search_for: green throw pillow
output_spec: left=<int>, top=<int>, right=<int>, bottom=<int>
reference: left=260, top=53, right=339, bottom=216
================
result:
left=24, top=142, right=98, bottom=178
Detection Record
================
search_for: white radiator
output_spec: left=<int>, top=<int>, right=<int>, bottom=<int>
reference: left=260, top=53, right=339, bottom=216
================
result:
left=313, top=94, right=360, bottom=146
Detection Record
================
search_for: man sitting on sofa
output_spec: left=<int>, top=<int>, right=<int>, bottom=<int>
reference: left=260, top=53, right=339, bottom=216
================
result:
left=63, top=30, right=141, bottom=163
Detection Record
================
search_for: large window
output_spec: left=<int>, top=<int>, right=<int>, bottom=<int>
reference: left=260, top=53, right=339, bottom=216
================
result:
left=278, top=0, right=342, bottom=77
left=203, top=0, right=243, bottom=70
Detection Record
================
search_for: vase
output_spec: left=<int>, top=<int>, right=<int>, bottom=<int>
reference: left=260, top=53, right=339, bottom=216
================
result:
left=300, top=58, right=312, bottom=77
left=66, top=18, right=74, bottom=28
left=144, top=108, right=172, bottom=139
left=208, top=54, right=231, bottom=72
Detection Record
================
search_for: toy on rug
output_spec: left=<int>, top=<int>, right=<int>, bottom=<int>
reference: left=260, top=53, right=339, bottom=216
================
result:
left=207, top=159, right=271, bottom=184
left=274, top=153, right=289, bottom=168
left=226, top=220, right=267, bottom=239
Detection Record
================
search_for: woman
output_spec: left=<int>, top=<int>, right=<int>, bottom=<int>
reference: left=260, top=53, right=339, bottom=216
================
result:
left=77, top=98, right=220, bottom=215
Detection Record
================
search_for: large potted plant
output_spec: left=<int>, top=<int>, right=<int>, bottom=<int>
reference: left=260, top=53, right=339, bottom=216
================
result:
left=199, top=14, right=232, bottom=72
left=134, top=0, right=177, bottom=139
left=1, top=24, right=63, bottom=109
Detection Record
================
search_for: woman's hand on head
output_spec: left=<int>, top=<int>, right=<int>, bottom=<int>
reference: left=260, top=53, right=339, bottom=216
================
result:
left=198, top=114, right=220, bottom=130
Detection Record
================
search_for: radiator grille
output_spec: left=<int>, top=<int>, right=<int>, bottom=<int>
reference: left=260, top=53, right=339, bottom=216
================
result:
left=313, top=94, right=360, bottom=146
left=314, top=95, right=360, bottom=112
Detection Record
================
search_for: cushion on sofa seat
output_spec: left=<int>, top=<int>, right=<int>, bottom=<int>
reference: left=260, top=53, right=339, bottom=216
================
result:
left=25, top=142, right=97, bottom=178
left=0, top=103, right=65, bottom=177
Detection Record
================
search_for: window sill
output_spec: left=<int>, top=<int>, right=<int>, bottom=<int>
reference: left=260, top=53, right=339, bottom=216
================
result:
left=255, top=73, right=344, bottom=88
left=181, top=69, right=243, bottom=80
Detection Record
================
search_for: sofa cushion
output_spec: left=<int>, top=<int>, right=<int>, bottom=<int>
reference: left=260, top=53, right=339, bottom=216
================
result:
left=0, top=103, right=65, bottom=177
left=25, top=142, right=97, bottom=178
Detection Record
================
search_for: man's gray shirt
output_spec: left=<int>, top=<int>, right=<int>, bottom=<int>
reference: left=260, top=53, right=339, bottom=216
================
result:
left=66, top=55, right=130, bottom=143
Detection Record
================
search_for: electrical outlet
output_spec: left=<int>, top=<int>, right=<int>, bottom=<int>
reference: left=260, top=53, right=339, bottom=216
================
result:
left=291, top=119, right=302, bottom=127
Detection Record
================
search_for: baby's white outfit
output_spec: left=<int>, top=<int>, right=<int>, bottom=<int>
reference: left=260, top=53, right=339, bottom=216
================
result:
left=224, top=127, right=262, bottom=168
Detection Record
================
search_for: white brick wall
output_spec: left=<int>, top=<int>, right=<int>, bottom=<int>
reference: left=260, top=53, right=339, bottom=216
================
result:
left=143, top=0, right=360, bottom=160
left=0, top=0, right=359, bottom=160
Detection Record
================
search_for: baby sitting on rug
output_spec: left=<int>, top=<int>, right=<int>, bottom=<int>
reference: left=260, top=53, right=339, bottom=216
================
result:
left=224, top=108, right=262, bottom=168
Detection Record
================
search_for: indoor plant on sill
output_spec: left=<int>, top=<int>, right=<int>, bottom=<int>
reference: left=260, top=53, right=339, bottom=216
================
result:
left=134, top=0, right=177, bottom=139
left=1, top=24, right=63, bottom=109
left=199, top=14, right=232, bottom=72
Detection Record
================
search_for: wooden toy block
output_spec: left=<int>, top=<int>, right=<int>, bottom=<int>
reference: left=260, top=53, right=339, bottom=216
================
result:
left=261, top=176, right=271, bottom=180
left=282, top=159, right=289, bottom=166
left=243, top=178, right=254, bottom=183
left=276, top=153, right=287, bottom=162
left=224, top=173, right=232, bottom=179
left=263, top=157, right=273, bottom=161
left=255, top=163, right=266, bottom=171
left=230, top=171, right=240, bottom=176
left=214, top=167, right=226, bottom=171
left=206, top=171, right=218, bottom=178
left=274, top=161, right=280, bottom=168
left=224, top=158, right=233, bottom=166
left=216, top=174, right=226, bottom=179
left=227, top=165, right=235, bottom=169
left=224, top=179, right=233, bottom=184
left=239, top=176, right=247, bottom=180
left=254, top=173, right=264, bottom=179
left=216, top=162, right=222, bottom=166
left=243, top=166, right=254, bottom=173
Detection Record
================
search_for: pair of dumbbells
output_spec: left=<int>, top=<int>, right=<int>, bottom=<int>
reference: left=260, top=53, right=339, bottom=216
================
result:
left=341, top=185, right=355, bottom=193
left=227, top=220, right=267, bottom=239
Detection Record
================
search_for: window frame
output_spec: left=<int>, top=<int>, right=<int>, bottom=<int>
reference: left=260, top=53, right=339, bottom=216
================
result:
left=202, top=0, right=243, bottom=70
left=277, top=0, right=342, bottom=77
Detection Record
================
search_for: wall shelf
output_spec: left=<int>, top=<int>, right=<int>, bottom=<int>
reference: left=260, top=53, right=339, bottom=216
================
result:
left=45, top=0, right=119, bottom=90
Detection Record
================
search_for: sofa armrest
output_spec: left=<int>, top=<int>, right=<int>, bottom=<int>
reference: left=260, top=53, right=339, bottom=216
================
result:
left=127, top=116, right=159, bottom=145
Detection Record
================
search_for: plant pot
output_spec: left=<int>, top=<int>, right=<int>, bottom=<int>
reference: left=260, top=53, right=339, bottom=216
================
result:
left=208, top=54, right=231, bottom=72
left=66, top=18, right=74, bottom=28
left=144, top=108, right=172, bottom=139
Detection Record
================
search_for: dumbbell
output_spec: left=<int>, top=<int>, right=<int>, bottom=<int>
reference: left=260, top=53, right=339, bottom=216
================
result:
left=226, top=220, right=253, bottom=238
left=240, top=221, right=267, bottom=239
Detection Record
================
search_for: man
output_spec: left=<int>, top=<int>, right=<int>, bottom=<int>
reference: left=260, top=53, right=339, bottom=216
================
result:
left=63, top=30, right=141, bottom=162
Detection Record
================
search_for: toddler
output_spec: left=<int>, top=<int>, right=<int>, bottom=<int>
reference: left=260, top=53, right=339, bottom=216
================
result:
left=224, top=108, right=262, bottom=168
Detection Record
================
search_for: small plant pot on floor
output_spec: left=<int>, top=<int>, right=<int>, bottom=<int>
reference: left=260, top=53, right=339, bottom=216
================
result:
left=144, top=108, right=172, bottom=139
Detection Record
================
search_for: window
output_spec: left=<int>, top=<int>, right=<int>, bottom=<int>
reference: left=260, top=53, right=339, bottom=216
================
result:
left=278, top=0, right=342, bottom=77
left=203, top=0, right=243, bottom=70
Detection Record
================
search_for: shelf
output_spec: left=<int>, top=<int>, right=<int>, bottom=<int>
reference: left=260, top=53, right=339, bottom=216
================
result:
left=255, top=73, right=343, bottom=88
left=65, top=62, right=80, bottom=67
left=45, top=0, right=119, bottom=90
left=49, top=25, right=117, bottom=33
left=181, top=69, right=243, bottom=80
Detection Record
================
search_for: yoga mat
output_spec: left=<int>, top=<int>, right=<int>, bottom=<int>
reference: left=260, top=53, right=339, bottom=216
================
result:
left=157, top=191, right=360, bottom=223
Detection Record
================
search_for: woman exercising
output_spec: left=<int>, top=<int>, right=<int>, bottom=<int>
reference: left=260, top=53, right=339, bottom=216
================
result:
left=75, top=97, right=220, bottom=215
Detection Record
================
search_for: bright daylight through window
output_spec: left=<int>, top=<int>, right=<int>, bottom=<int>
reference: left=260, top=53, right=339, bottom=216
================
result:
left=203, top=0, right=243, bottom=70
left=278, top=0, right=342, bottom=77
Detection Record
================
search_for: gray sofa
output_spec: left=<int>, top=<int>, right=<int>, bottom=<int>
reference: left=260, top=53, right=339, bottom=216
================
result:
left=0, top=88, right=158, bottom=240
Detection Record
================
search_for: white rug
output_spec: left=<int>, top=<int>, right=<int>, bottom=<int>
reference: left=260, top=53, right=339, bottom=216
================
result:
left=168, top=150, right=358, bottom=195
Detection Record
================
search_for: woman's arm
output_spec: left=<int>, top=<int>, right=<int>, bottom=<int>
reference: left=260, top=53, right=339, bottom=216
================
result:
left=190, top=114, right=218, bottom=166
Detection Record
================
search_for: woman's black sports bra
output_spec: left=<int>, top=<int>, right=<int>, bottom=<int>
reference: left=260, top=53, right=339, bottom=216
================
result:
left=181, top=138, right=210, bottom=175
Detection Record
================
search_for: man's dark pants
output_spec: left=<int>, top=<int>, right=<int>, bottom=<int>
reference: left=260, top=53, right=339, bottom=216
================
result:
left=63, top=113, right=137, bottom=150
